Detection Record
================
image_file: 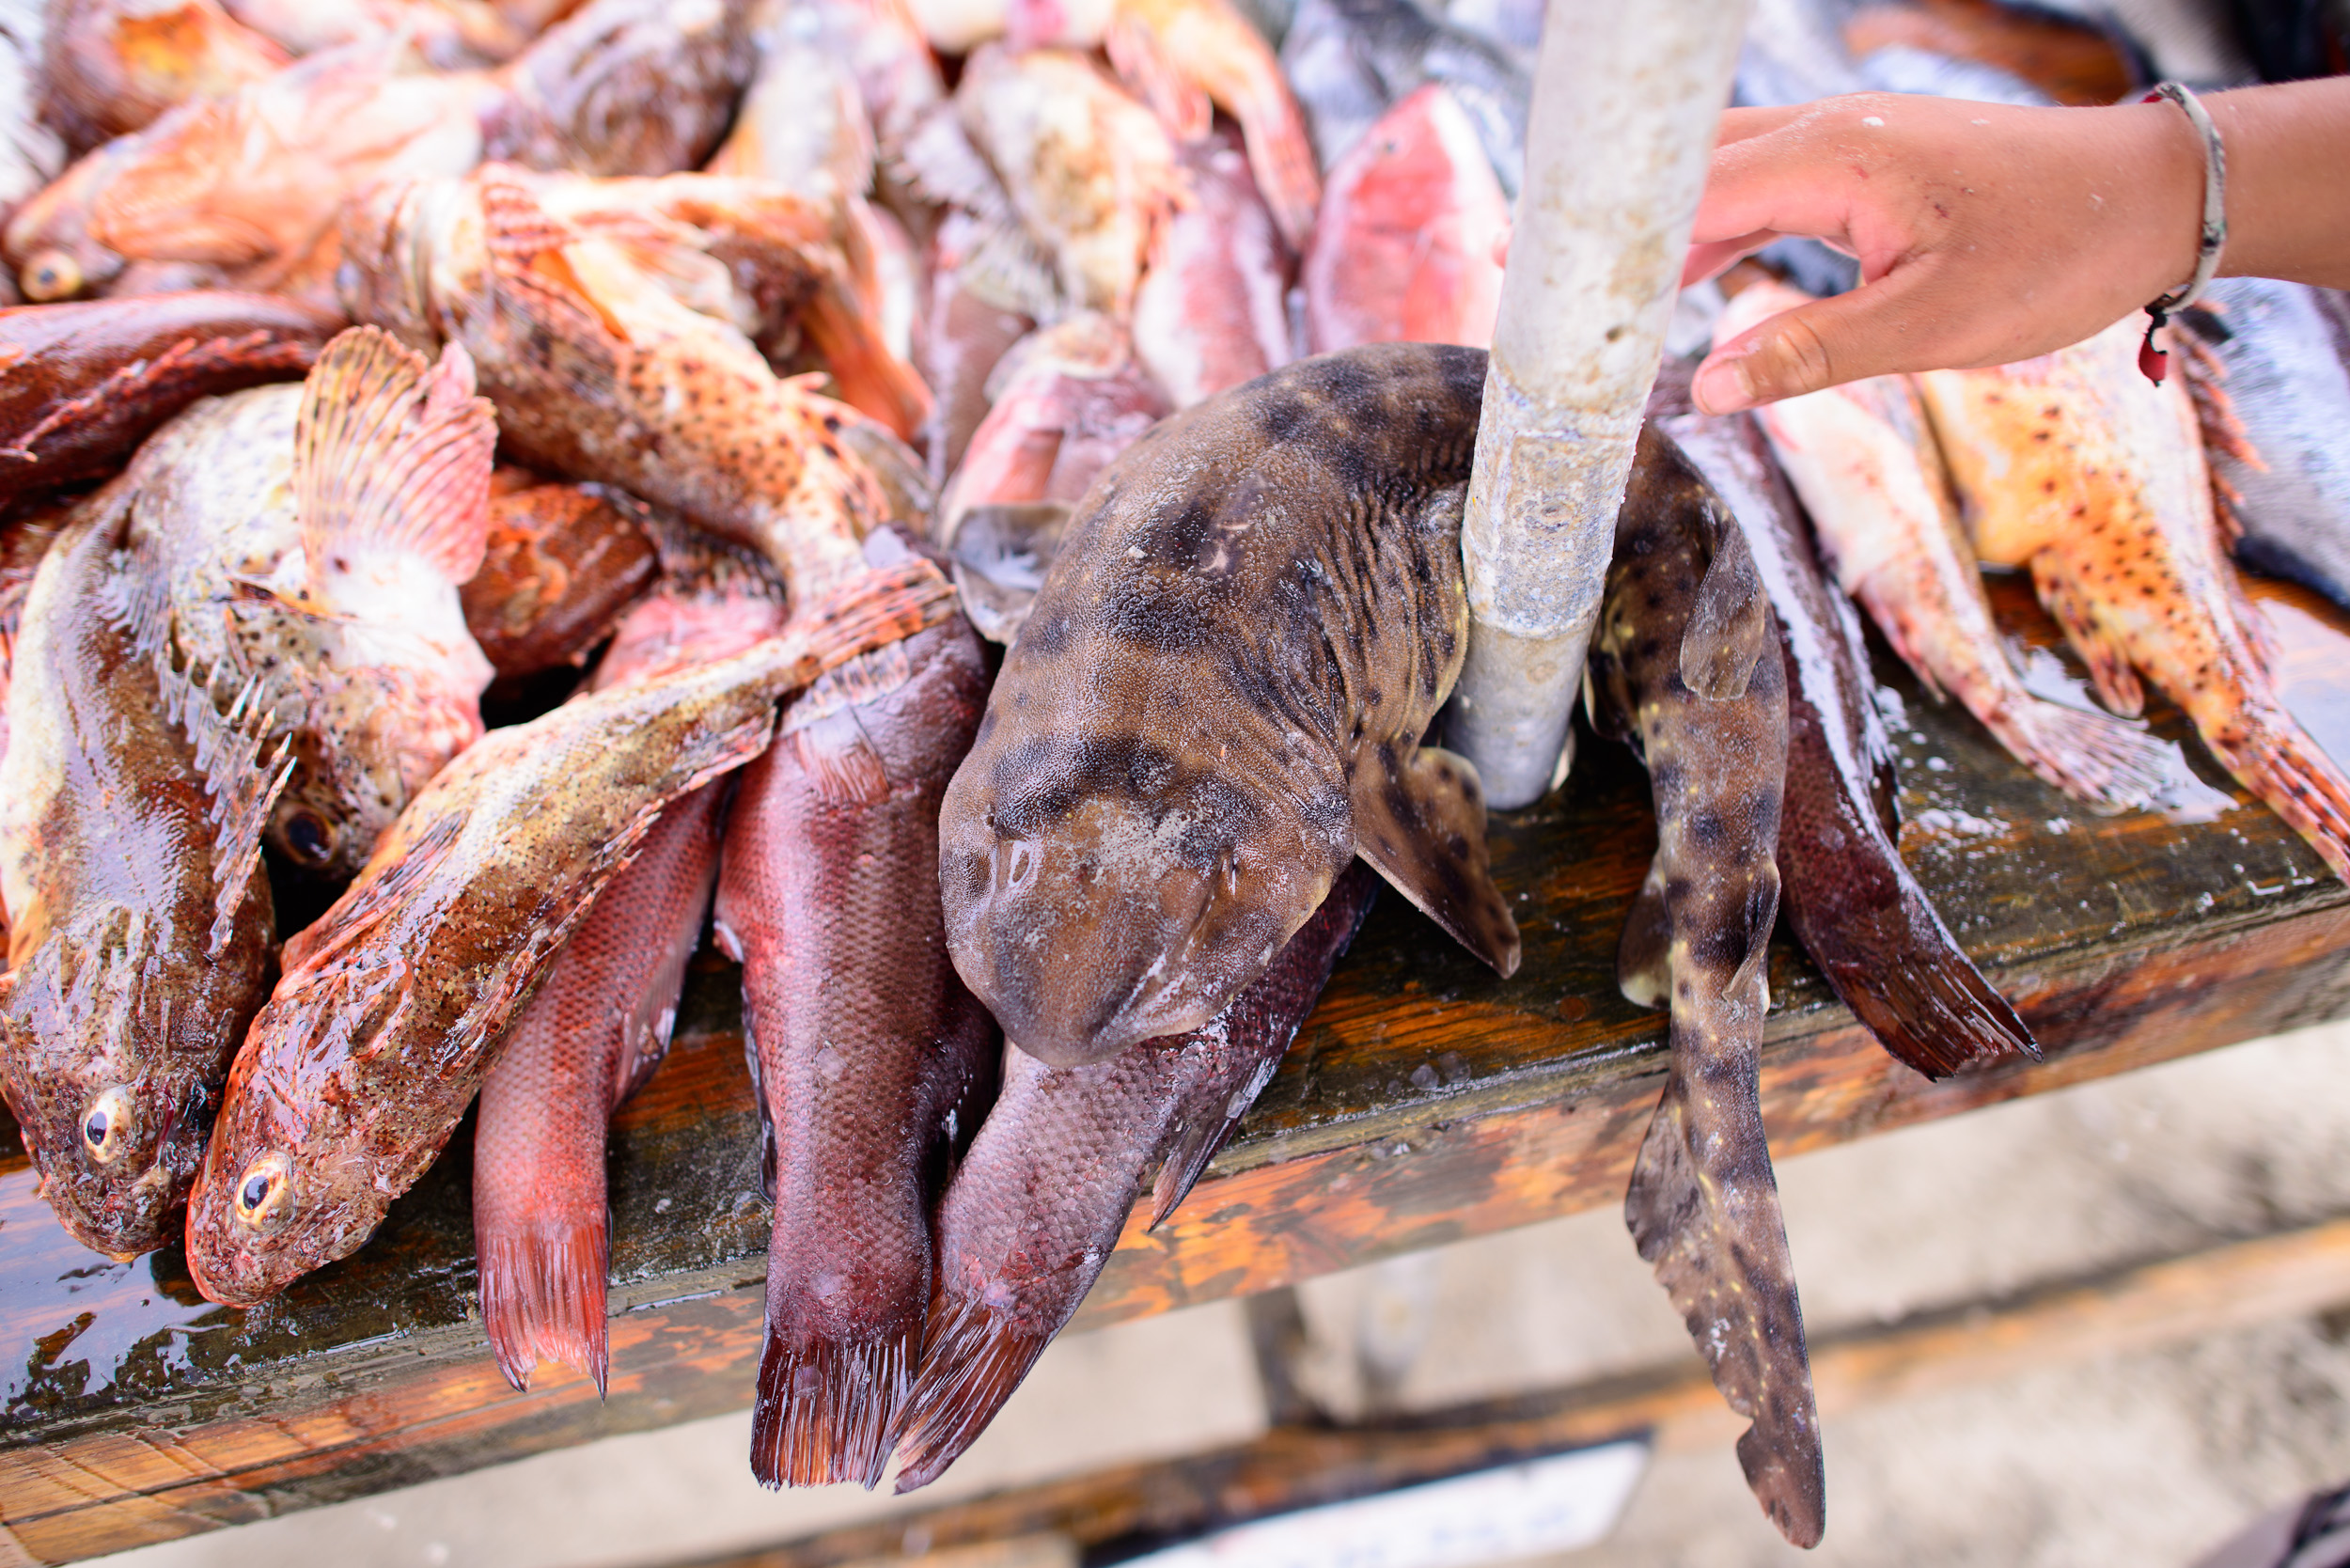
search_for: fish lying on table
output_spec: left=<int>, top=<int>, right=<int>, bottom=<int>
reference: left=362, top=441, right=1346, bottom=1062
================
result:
left=182, top=555, right=959, bottom=1306
left=0, top=492, right=288, bottom=1257
left=39, top=0, right=289, bottom=154
left=1716, top=278, right=2174, bottom=812
left=1919, top=312, right=2350, bottom=882
left=1131, top=130, right=1293, bottom=411
left=472, top=522, right=783, bottom=1395
left=1302, top=83, right=1506, bottom=353
left=460, top=481, right=658, bottom=683
left=2176, top=279, right=2350, bottom=614
left=0, top=290, right=336, bottom=504
left=119, top=325, right=498, bottom=879
left=1661, top=391, right=2036, bottom=1080
left=1589, top=423, right=1823, bottom=1550
left=938, top=343, right=1519, bottom=1069
left=894, top=862, right=1379, bottom=1489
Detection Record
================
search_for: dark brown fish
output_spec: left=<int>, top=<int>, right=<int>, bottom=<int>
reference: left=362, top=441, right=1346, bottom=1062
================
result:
left=461, top=482, right=657, bottom=681
left=181, top=557, right=957, bottom=1306
left=713, top=527, right=997, bottom=1489
left=0, top=490, right=287, bottom=1257
left=472, top=527, right=782, bottom=1393
left=937, top=345, right=1518, bottom=1069
left=1590, top=425, right=1822, bottom=1549
left=480, top=0, right=754, bottom=176
left=894, top=862, right=1378, bottom=1490
left=0, top=291, right=336, bottom=504
left=1660, top=397, right=2036, bottom=1081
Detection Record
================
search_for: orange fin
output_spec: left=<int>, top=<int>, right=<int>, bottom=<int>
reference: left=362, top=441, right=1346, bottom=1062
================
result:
left=478, top=1217, right=611, bottom=1397
left=2029, top=554, right=2145, bottom=719
left=295, top=327, right=497, bottom=588
left=1105, top=14, right=1214, bottom=142
left=2203, top=699, right=2350, bottom=884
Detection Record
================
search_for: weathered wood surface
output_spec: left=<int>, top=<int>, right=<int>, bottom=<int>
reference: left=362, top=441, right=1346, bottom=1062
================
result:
left=692, top=1215, right=2350, bottom=1568
left=2, top=577, right=2347, bottom=1563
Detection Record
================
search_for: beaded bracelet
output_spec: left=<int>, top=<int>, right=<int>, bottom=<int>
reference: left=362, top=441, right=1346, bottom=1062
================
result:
left=2138, top=81, right=2227, bottom=385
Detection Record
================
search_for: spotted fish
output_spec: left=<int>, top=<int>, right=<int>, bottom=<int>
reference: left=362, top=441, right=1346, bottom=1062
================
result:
left=937, top=343, right=1518, bottom=1068
left=1589, top=423, right=1823, bottom=1550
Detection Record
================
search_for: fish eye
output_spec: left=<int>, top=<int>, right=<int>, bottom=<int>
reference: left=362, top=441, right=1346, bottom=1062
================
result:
left=21, top=249, right=81, bottom=302
left=232, top=1152, right=294, bottom=1230
left=80, top=1086, right=135, bottom=1165
left=283, top=809, right=337, bottom=866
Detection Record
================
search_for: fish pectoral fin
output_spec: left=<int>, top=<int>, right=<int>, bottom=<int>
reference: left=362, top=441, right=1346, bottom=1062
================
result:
left=2029, top=555, right=2146, bottom=718
left=295, top=327, right=497, bottom=589
left=1681, top=519, right=1773, bottom=701
left=1351, top=743, right=1520, bottom=978
left=948, top=500, right=1073, bottom=645
left=1617, top=851, right=1671, bottom=1010
left=152, top=655, right=297, bottom=961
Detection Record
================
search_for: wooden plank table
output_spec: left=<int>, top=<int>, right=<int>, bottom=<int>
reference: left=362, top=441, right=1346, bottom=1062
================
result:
left=4, top=576, right=2349, bottom=1564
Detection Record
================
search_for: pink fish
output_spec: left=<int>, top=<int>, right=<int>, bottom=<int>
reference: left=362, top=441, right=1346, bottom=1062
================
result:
left=1132, top=131, right=1292, bottom=409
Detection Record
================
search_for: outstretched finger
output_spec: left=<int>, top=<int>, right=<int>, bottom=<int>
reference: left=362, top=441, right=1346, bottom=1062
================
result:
left=1690, top=267, right=1951, bottom=412
left=1684, top=229, right=1782, bottom=287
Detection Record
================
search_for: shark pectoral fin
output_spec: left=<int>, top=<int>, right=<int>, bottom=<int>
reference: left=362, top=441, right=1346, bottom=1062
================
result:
left=948, top=500, right=1073, bottom=646
left=1681, top=520, right=1773, bottom=700
left=1351, top=743, right=1520, bottom=978
left=1617, top=852, right=1671, bottom=1010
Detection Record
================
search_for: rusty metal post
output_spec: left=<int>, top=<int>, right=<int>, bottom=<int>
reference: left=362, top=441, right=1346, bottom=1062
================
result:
left=1447, top=0, right=1751, bottom=808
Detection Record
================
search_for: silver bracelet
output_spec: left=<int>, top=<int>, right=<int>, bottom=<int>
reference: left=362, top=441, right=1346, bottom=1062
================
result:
left=2137, top=80, right=2228, bottom=384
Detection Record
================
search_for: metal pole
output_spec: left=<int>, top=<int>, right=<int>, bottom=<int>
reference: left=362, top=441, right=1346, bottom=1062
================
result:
left=1447, top=0, right=1750, bottom=808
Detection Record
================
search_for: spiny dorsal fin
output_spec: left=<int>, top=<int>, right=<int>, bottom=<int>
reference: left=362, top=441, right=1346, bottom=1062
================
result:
left=1681, top=514, right=1772, bottom=701
left=296, top=326, right=496, bottom=590
left=1349, top=743, right=1520, bottom=978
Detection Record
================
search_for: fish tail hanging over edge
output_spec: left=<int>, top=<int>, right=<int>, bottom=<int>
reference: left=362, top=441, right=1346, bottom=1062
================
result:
left=478, top=1215, right=611, bottom=1397
left=748, top=1322, right=917, bottom=1490
left=891, top=1290, right=1058, bottom=1494
left=1798, top=881, right=2039, bottom=1079
left=2200, top=698, right=2350, bottom=884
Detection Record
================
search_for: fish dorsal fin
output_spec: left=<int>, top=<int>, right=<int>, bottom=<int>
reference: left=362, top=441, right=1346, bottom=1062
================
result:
left=1681, top=513, right=1772, bottom=700
left=296, top=327, right=496, bottom=590
left=947, top=499, right=1073, bottom=645
left=1617, top=850, right=1671, bottom=1010
left=1350, top=743, right=1520, bottom=977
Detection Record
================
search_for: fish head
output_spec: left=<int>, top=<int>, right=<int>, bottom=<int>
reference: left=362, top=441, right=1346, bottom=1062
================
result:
left=266, top=652, right=487, bottom=879
left=939, top=715, right=1349, bottom=1067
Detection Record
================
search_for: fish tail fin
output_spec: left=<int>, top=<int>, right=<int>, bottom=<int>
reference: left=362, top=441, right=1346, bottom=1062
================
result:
left=295, top=326, right=497, bottom=589
left=890, top=1288, right=1056, bottom=1493
left=1986, top=687, right=2182, bottom=814
left=477, top=1216, right=611, bottom=1398
left=1626, top=1049, right=1824, bottom=1548
left=2204, top=700, right=2350, bottom=884
left=747, top=1320, right=917, bottom=1489
left=1793, top=876, right=2037, bottom=1079
left=1148, top=1050, right=1281, bottom=1230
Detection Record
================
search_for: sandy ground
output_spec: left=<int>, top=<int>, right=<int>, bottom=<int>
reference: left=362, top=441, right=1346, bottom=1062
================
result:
left=97, top=1017, right=2350, bottom=1568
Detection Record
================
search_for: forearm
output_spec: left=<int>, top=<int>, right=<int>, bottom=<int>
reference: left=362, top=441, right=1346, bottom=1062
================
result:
left=2205, top=79, right=2350, bottom=290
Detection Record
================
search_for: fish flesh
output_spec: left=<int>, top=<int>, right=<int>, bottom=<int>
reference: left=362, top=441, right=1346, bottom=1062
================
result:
left=2176, top=280, right=2350, bottom=613
left=1660, top=389, right=2036, bottom=1080
left=713, top=528, right=997, bottom=1489
left=0, top=290, right=335, bottom=503
left=39, top=0, right=290, bottom=154
left=1277, top=0, right=1528, bottom=196
left=472, top=525, right=784, bottom=1394
left=120, top=326, right=497, bottom=879
left=1716, top=279, right=2174, bottom=811
left=0, top=489, right=288, bottom=1257
left=461, top=481, right=658, bottom=682
left=338, top=165, right=931, bottom=589
left=1918, top=312, right=2350, bottom=881
left=894, top=861, right=1378, bottom=1490
left=1131, top=131, right=1293, bottom=410
left=1589, top=423, right=1823, bottom=1550
left=1302, top=84, right=1506, bottom=354
left=182, top=556, right=958, bottom=1306
left=479, top=0, right=754, bottom=177
left=937, top=343, right=1518, bottom=1068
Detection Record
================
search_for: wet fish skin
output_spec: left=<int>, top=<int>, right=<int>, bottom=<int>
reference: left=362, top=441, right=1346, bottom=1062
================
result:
left=1660, top=390, right=2035, bottom=1081
left=182, top=557, right=959, bottom=1306
left=1716, top=278, right=2174, bottom=812
left=938, top=344, right=1518, bottom=1069
left=480, top=0, right=754, bottom=177
left=2176, top=279, right=2350, bottom=614
left=0, top=3, right=66, bottom=250
left=917, top=211, right=1036, bottom=491
left=0, top=493, right=284, bottom=1258
left=0, top=291, right=336, bottom=504
left=893, top=861, right=1378, bottom=1491
left=461, top=482, right=658, bottom=681
left=1919, top=313, right=2350, bottom=882
left=1302, top=83, right=1506, bottom=354
left=40, top=0, right=290, bottom=154
left=1277, top=0, right=1528, bottom=195
left=1590, top=423, right=1823, bottom=1550
left=1132, top=131, right=1294, bottom=410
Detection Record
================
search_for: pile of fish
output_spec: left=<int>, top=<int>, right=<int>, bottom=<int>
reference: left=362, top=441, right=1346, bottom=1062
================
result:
left=1, top=0, right=2346, bottom=1546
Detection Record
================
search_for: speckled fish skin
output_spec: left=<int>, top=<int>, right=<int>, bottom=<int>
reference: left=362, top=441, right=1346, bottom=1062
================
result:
left=1660, top=391, right=2035, bottom=1081
left=1589, top=423, right=1823, bottom=1550
left=460, top=482, right=658, bottom=681
left=1717, top=278, right=2174, bottom=812
left=1919, top=313, right=2350, bottom=882
left=714, top=533, right=997, bottom=1490
left=337, top=165, right=929, bottom=597
left=472, top=528, right=784, bottom=1396
left=480, top=0, right=754, bottom=176
left=893, top=862, right=1377, bottom=1491
left=0, top=495, right=281, bottom=1258
left=122, top=328, right=497, bottom=880
left=181, top=557, right=958, bottom=1306
left=2177, top=280, right=2350, bottom=613
left=40, top=0, right=290, bottom=155
left=938, top=344, right=1518, bottom=1069
left=0, top=291, right=335, bottom=504
left=1131, top=131, right=1294, bottom=410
